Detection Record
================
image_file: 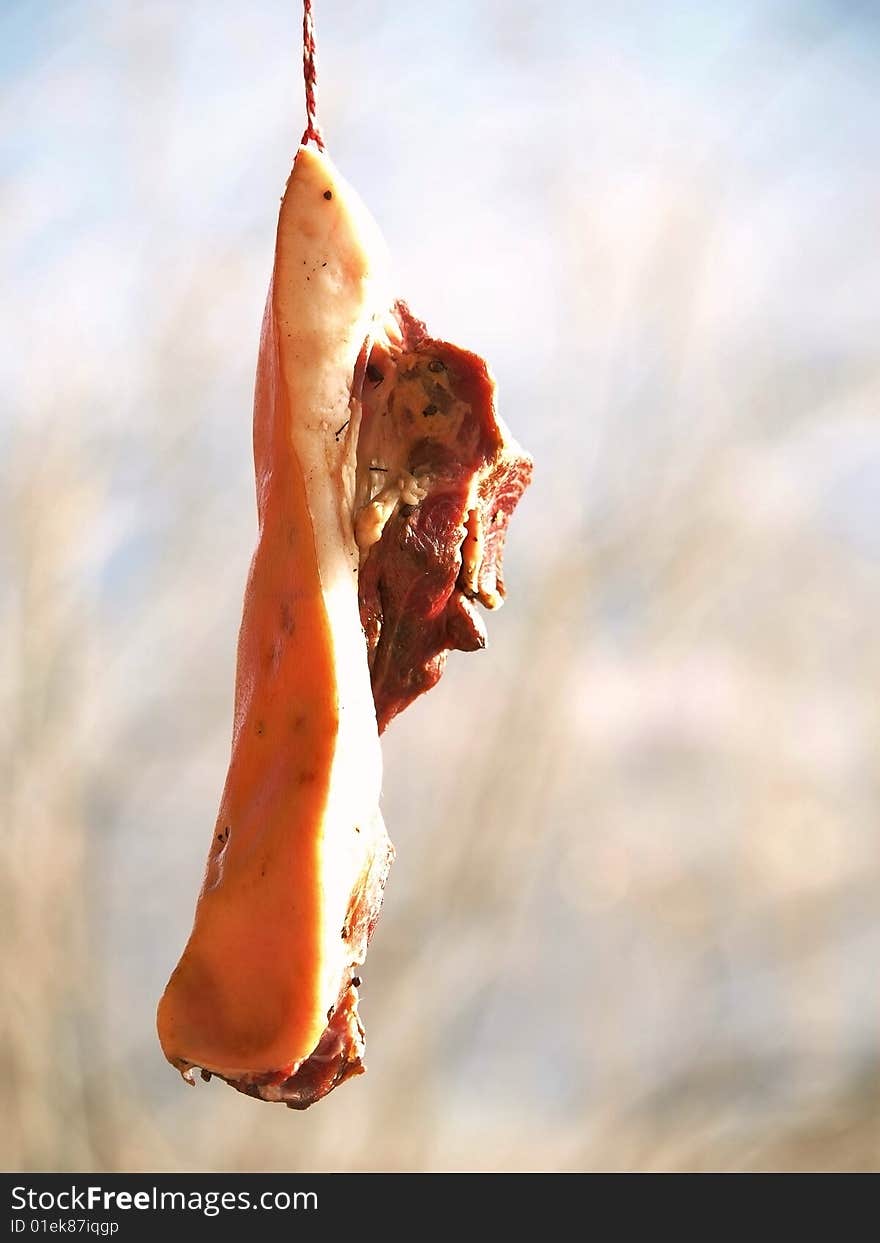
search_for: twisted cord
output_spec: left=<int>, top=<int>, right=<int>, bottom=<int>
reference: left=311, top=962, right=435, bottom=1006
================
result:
left=301, top=0, right=325, bottom=150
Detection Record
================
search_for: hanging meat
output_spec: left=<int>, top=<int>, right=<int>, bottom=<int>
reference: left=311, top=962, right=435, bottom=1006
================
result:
left=156, top=136, right=531, bottom=1108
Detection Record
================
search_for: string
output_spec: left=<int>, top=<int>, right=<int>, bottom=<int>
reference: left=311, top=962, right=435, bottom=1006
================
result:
left=301, top=0, right=325, bottom=150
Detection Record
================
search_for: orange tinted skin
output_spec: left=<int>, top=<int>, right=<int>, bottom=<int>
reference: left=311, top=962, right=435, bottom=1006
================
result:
left=156, top=275, right=338, bottom=1080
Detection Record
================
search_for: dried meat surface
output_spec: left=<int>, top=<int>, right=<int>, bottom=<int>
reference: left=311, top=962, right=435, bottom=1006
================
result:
left=356, top=303, right=533, bottom=732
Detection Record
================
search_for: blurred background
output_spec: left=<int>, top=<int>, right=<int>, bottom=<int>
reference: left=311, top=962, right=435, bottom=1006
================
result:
left=2, top=0, right=879, bottom=1172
